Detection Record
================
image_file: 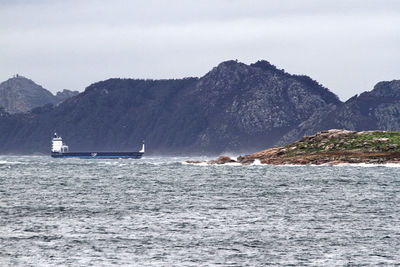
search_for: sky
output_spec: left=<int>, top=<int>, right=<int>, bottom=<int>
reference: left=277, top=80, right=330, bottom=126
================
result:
left=1, top=0, right=399, bottom=101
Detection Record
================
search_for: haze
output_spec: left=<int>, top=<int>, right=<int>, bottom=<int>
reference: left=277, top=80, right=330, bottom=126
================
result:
left=1, top=0, right=399, bottom=100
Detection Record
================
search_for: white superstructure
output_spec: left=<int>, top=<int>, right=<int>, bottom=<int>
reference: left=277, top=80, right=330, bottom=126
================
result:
left=52, top=133, right=69, bottom=153
left=139, top=142, right=145, bottom=153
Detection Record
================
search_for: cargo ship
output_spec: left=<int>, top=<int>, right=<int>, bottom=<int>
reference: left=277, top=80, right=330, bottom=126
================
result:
left=51, top=133, right=144, bottom=159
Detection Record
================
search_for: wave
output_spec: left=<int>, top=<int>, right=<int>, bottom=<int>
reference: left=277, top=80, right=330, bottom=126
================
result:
left=340, top=163, right=400, bottom=168
left=0, top=160, right=25, bottom=165
left=182, top=160, right=400, bottom=168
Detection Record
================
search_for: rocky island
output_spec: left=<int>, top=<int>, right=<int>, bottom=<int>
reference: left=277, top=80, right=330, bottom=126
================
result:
left=191, top=129, right=400, bottom=165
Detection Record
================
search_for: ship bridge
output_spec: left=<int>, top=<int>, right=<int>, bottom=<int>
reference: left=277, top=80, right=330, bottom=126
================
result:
left=52, top=133, right=69, bottom=153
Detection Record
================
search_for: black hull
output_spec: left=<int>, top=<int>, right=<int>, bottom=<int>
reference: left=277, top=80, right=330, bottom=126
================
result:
left=51, top=151, right=144, bottom=159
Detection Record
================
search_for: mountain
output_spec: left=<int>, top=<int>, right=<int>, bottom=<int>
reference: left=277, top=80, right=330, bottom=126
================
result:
left=278, top=80, right=400, bottom=145
left=2, top=60, right=398, bottom=156
left=0, top=75, right=57, bottom=113
left=0, top=60, right=342, bottom=155
left=174, top=60, right=341, bottom=153
left=0, top=75, right=79, bottom=114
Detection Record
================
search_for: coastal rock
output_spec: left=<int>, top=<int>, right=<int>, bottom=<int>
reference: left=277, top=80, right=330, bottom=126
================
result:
left=220, top=130, right=400, bottom=165
left=208, top=156, right=236, bottom=164
left=186, top=156, right=237, bottom=165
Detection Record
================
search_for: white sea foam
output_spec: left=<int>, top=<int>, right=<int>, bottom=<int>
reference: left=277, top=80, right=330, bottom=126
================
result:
left=193, top=162, right=210, bottom=166
left=331, top=163, right=400, bottom=168
left=0, top=160, right=24, bottom=165
left=221, top=162, right=242, bottom=166
left=250, top=159, right=262, bottom=165
left=383, top=163, right=400, bottom=168
left=182, top=159, right=400, bottom=168
left=181, top=161, right=242, bottom=166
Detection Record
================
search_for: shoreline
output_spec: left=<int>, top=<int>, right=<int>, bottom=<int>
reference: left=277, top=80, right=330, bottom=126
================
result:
left=187, top=129, right=400, bottom=166
left=185, top=157, right=400, bottom=167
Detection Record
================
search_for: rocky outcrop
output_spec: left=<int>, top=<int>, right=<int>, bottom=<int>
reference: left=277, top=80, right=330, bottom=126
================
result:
left=55, top=89, right=79, bottom=103
left=202, top=130, right=400, bottom=165
left=187, top=156, right=236, bottom=165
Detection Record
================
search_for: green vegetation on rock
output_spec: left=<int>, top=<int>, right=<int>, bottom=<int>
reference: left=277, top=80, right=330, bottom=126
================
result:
left=200, top=130, right=400, bottom=165
left=286, top=130, right=400, bottom=155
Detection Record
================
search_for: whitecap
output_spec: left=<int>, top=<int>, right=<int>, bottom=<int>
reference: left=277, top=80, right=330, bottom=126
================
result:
left=0, top=160, right=24, bottom=165
left=250, top=159, right=262, bottom=165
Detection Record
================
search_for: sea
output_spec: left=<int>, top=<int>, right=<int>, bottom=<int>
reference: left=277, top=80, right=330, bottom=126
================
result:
left=0, top=156, right=399, bottom=266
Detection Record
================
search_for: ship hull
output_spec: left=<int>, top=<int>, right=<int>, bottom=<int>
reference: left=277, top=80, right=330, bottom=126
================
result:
left=51, top=151, right=144, bottom=159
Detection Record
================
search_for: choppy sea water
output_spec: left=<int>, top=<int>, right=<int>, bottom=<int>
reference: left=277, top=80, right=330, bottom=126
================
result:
left=0, top=156, right=399, bottom=266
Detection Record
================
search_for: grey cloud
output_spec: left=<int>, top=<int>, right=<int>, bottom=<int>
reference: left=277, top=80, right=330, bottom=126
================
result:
left=0, top=0, right=399, bottom=100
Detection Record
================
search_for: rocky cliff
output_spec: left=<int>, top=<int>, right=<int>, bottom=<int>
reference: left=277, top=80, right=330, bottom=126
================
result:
left=278, top=80, right=400, bottom=145
left=55, top=89, right=80, bottom=103
left=0, top=75, right=78, bottom=114
left=173, top=60, right=341, bottom=153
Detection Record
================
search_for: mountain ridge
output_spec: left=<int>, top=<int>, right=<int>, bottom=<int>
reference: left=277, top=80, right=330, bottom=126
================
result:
left=278, top=79, right=400, bottom=145
left=0, top=60, right=342, bottom=154
left=0, top=60, right=398, bottom=155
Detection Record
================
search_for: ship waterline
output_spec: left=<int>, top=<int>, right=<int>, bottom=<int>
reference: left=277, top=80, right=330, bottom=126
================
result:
left=50, top=133, right=144, bottom=159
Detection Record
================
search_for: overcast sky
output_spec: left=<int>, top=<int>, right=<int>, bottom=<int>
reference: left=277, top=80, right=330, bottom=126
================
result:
left=1, top=0, right=399, bottom=100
